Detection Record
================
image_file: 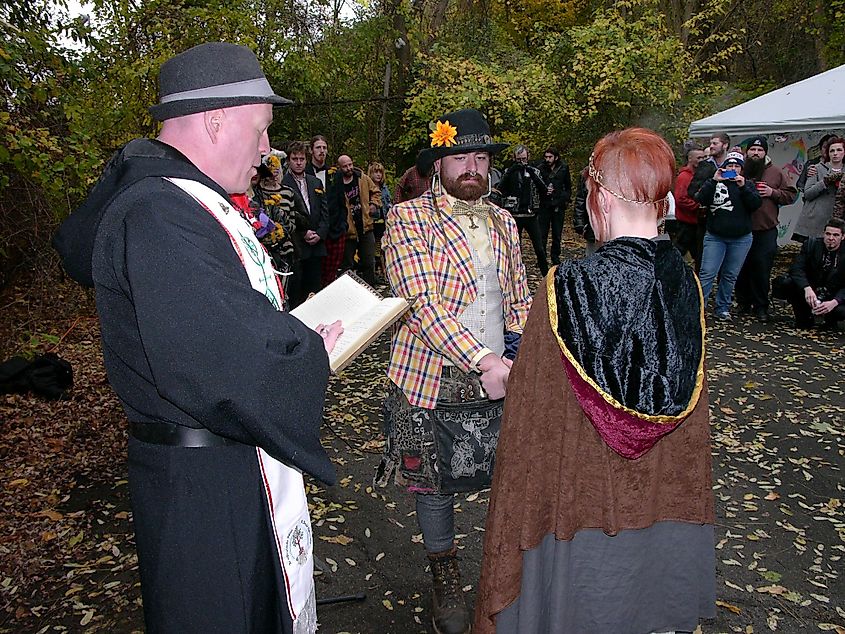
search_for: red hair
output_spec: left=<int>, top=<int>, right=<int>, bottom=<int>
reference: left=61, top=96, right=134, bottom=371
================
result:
left=587, top=128, right=675, bottom=214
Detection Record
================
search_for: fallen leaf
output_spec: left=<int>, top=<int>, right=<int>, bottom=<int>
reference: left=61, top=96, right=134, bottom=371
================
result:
left=716, top=600, right=742, bottom=614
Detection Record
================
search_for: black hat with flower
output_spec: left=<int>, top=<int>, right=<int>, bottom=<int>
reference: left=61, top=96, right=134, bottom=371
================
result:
left=419, top=108, right=509, bottom=171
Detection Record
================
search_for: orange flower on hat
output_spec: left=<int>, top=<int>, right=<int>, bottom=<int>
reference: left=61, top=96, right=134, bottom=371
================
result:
left=429, top=120, right=458, bottom=148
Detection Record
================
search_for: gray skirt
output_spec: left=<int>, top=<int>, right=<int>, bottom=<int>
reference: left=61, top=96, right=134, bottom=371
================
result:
left=494, top=522, right=716, bottom=634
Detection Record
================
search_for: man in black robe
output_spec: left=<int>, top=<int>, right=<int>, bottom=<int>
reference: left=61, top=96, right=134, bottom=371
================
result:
left=53, top=43, right=341, bottom=634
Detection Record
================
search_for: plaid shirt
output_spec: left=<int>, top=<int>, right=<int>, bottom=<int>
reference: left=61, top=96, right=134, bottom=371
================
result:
left=384, top=189, right=531, bottom=409
left=394, top=166, right=430, bottom=204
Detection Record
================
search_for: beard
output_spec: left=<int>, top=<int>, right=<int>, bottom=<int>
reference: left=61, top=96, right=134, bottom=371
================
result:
left=441, top=171, right=488, bottom=201
left=744, top=156, right=766, bottom=180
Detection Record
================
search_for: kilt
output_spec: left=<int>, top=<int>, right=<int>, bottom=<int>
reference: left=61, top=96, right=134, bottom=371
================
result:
left=321, top=235, right=346, bottom=287
left=375, top=370, right=503, bottom=494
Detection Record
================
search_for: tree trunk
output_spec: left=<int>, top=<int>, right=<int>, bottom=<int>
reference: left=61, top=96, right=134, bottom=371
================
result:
left=378, top=60, right=392, bottom=155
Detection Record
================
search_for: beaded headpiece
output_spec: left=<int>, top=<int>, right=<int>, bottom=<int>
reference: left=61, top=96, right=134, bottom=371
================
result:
left=587, top=153, right=670, bottom=215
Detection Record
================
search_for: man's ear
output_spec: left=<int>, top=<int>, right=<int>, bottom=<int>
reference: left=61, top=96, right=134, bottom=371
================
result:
left=203, top=109, right=225, bottom=143
left=433, top=158, right=441, bottom=174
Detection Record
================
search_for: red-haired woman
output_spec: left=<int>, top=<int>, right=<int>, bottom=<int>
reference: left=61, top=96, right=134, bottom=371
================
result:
left=476, top=128, right=715, bottom=634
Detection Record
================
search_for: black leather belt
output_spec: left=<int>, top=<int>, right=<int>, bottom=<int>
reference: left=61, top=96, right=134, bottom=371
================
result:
left=129, top=421, right=238, bottom=447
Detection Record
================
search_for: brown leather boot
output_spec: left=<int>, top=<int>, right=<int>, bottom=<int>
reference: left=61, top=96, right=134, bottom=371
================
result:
left=428, top=548, right=471, bottom=634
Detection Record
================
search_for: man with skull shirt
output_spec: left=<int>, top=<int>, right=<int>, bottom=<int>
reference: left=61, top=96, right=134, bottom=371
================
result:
left=695, top=150, right=762, bottom=320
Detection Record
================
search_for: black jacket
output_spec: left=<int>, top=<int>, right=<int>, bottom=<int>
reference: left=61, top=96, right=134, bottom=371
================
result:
left=281, top=171, right=330, bottom=259
left=538, top=160, right=571, bottom=210
left=572, top=172, right=595, bottom=243
left=305, top=161, right=329, bottom=185
left=695, top=177, right=762, bottom=238
left=789, top=238, right=845, bottom=304
left=687, top=158, right=717, bottom=201
left=52, top=138, right=336, bottom=484
left=499, top=163, right=547, bottom=216
left=325, top=167, right=351, bottom=240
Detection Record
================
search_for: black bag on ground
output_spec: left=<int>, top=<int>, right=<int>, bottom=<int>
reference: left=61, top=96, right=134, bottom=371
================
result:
left=0, top=353, right=73, bottom=400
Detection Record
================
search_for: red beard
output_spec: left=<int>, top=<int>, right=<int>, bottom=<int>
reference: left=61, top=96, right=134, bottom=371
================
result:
left=442, top=172, right=488, bottom=201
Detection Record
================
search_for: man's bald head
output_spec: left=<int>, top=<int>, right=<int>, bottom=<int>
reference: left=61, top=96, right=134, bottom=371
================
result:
left=158, top=103, right=272, bottom=194
left=338, top=155, right=354, bottom=177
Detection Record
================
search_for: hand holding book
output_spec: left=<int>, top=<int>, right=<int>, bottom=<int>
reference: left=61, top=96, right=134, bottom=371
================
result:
left=292, top=272, right=410, bottom=372
left=315, top=320, right=344, bottom=354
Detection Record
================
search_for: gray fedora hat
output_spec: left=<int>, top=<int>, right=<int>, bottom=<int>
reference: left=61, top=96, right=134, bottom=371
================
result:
left=149, top=42, right=292, bottom=121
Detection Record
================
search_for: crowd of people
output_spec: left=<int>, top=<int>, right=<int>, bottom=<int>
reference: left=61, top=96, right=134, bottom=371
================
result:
left=51, top=41, right=842, bottom=634
left=669, top=132, right=845, bottom=329
left=239, top=134, right=576, bottom=308
left=253, top=123, right=845, bottom=332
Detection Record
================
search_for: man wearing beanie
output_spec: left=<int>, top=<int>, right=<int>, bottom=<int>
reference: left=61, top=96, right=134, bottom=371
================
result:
left=52, top=43, right=343, bottom=633
left=695, top=150, right=762, bottom=319
left=736, top=136, right=797, bottom=321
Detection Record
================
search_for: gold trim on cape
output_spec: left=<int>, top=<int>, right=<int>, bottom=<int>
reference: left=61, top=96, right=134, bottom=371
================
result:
left=545, top=263, right=706, bottom=425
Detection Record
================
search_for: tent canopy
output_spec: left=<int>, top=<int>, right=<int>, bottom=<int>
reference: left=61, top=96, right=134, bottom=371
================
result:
left=689, top=64, right=845, bottom=137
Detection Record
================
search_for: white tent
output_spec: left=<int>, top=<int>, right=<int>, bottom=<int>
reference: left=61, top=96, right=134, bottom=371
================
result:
left=689, top=64, right=845, bottom=137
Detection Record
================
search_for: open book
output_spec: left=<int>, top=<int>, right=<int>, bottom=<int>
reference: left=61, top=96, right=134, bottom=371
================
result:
left=290, top=272, right=410, bottom=372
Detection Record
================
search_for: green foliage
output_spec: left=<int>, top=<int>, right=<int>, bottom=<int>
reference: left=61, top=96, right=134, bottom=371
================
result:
left=402, top=0, right=693, bottom=163
left=17, top=332, right=61, bottom=360
left=269, top=15, right=401, bottom=163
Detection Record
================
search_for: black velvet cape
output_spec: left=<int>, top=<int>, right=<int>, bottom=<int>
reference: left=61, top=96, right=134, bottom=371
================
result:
left=553, top=237, right=703, bottom=418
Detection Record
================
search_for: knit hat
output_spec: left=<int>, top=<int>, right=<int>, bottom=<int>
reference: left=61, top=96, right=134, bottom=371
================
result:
left=721, top=151, right=745, bottom=168
left=747, top=136, right=768, bottom=153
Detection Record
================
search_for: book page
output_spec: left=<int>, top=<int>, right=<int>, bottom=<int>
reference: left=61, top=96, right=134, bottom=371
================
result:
left=290, top=274, right=381, bottom=329
left=328, top=297, right=409, bottom=368
left=290, top=274, right=409, bottom=372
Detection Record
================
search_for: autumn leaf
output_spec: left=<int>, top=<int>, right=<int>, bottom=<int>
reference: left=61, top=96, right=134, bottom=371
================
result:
left=716, top=600, right=742, bottom=614
left=318, top=534, right=354, bottom=545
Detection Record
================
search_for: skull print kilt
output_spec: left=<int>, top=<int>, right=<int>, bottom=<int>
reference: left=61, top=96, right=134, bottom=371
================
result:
left=375, top=368, right=503, bottom=495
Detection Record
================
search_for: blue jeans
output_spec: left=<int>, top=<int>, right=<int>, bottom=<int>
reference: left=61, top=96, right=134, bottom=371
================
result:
left=415, top=493, right=455, bottom=554
left=698, top=231, right=753, bottom=314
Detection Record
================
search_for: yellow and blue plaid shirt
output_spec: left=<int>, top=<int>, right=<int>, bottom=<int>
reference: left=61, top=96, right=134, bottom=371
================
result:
left=383, top=189, right=531, bottom=409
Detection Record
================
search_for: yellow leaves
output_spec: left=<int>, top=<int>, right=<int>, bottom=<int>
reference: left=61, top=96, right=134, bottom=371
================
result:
left=37, top=509, right=63, bottom=521
left=382, top=599, right=393, bottom=610
left=716, top=599, right=742, bottom=614
left=318, top=534, right=353, bottom=545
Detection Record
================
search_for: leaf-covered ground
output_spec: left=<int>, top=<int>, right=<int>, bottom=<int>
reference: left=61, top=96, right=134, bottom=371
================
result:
left=1, top=234, right=843, bottom=634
